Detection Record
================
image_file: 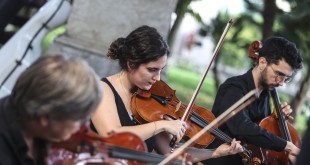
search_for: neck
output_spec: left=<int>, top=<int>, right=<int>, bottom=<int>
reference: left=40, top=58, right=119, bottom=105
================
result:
left=252, top=67, right=264, bottom=95
left=119, top=71, right=133, bottom=95
left=19, top=120, right=35, bottom=158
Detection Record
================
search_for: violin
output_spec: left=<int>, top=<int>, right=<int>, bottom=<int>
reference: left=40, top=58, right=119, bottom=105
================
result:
left=247, top=40, right=302, bottom=165
left=46, top=125, right=186, bottom=165
left=131, top=80, right=253, bottom=163
left=131, top=80, right=215, bottom=148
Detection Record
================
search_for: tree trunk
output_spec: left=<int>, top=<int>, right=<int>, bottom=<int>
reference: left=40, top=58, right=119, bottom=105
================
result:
left=167, top=0, right=191, bottom=48
left=262, top=0, right=277, bottom=40
left=290, top=67, right=310, bottom=122
left=212, top=55, right=221, bottom=89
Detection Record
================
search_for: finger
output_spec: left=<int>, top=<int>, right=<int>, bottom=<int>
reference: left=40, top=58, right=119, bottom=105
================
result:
left=177, top=132, right=182, bottom=142
left=241, top=147, right=244, bottom=152
left=181, top=122, right=188, bottom=129
left=281, top=105, right=290, bottom=112
left=282, top=107, right=293, bottom=118
left=183, top=125, right=187, bottom=132
left=286, top=115, right=294, bottom=120
left=282, top=102, right=288, bottom=107
left=180, top=129, right=185, bottom=137
left=232, top=141, right=237, bottom=149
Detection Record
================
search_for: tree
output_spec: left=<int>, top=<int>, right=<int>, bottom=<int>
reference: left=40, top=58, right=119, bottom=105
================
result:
left=262, top=0, right=277, bottom=39
left=276, top=0, right=310, bottom=119
left=168, top=0, right=192, bottom=48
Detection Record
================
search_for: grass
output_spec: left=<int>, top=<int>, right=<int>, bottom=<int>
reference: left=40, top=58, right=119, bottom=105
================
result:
left=167, top=66, right=216, bottom=109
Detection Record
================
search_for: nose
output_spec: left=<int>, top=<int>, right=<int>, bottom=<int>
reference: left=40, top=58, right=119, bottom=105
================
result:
left=276, top=78, right=285, bottom=86
left=153, top=72, right=161, bottom=81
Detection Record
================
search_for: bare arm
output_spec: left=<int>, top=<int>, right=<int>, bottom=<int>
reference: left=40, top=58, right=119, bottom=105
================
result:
left=155, top=133, right=243, bottom=163
left=91, top=82, right=186, bottom=141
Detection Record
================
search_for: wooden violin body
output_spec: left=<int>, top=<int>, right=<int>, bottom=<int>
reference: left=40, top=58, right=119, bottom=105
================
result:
left=131, top=80, right=216, bottom=148
left=46, top=126, right=186, bottom=165
left=46, top=126, right=146, bottom=165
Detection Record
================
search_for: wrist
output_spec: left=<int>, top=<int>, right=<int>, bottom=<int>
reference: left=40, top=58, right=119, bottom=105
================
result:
left=154, top=120, right=164, bottom=134
left=285, top=141, right=292, bottom=152
left=211, top=149, right=219, bottom=158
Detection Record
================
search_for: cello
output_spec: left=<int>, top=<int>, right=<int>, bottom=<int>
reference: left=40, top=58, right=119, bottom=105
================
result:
left=248, top=40, right=302, bottom=165
left=259, top=89, right=302, bottom=165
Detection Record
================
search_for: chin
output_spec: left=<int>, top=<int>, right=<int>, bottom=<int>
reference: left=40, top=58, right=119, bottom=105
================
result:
left=269, top=84, right=280, bottom=90
left=47, top=137, right=62, bottom=142
left=140, top=84, right=152, bottom=90
left=49, top=135, right=70, bottom=142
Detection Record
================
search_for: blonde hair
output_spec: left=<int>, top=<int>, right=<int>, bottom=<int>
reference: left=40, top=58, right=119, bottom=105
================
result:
left=11, top=54, right=103, bottom=121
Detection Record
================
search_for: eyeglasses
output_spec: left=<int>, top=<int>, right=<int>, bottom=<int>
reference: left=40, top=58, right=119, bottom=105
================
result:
left=269, top=65, right=293, bottom=83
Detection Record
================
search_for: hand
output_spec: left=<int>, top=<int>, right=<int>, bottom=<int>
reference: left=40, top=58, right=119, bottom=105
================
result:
left=288, top=152, right=297, bottom=165
left=281, top=102, right=293, bottom=119
left=285, top=141, right=300, bottom=165
left=160, top=120, right=187, bottom=142
left=212, top=139, right=243, bottom=158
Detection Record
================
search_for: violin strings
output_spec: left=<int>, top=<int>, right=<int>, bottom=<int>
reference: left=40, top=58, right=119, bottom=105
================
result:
left=191, top=112, right=232, bottom=142
left=108, top=145, right=183, bottom=165
left=169, top=100, right=232, bottom=143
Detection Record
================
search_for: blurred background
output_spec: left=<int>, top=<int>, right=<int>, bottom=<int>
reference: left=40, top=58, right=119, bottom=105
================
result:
left=1, top=0, right=309, bottom=136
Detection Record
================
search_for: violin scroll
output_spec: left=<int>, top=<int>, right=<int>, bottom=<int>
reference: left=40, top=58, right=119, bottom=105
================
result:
left=248, top=40, right=262, bottom=62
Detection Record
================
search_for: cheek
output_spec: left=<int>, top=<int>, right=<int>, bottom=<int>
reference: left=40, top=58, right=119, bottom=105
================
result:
left=132, top=71, right=151, bottom=85
left=65, top=122, right=82, bottom=135
left=50, top=121, right=81, bottom=141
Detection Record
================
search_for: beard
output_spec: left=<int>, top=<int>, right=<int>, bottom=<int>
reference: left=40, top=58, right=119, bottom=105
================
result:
left=260, top=68, right=276, bottom=90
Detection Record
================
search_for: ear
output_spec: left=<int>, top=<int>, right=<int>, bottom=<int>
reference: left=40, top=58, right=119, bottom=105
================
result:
left=39, top=116, right=49, bottom=127
left=127, top=61, right=134, bottom=71
left=258, top=57, right=268, bottom=70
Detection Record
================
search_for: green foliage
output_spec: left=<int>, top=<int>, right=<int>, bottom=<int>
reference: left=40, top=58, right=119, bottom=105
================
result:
left=167, top=66, right=216, bottom=109
left=42, top=25, right=66, bottom=53
left=206, top=12, right=263, bottom=69
left=276, top=0, right=310, bottom=64
left=296, top=114, right=308, bottom=137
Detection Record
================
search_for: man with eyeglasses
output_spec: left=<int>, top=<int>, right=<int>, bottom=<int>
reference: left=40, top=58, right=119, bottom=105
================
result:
left=203, top=36, right=303, bottom=165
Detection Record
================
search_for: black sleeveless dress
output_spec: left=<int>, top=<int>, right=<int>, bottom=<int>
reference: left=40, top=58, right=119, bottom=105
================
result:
left=90, top=78, right=155, bottom=152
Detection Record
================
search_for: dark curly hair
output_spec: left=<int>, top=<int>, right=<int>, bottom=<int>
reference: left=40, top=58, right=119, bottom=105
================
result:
left=258, top=36, right=303, bottom=71
left=107, top=25, right=170, bottom=70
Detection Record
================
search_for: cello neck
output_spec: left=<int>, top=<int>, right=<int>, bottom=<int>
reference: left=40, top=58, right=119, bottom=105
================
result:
left=270, top=88, right=292, bottom=142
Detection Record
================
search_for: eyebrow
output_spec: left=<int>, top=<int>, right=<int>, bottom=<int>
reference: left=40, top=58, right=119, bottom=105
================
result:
left=276, top=70, right=291, bottom=77
left=147, top=65, right=166, bottom=70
